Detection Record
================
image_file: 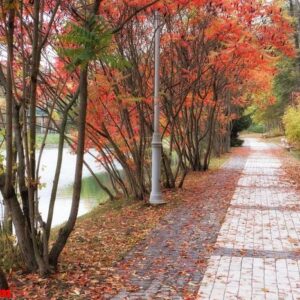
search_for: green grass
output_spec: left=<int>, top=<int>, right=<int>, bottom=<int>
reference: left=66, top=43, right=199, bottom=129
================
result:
left=247, top=123, right=266, bottom=133
left=240, top=132, right=262, bottom=138
left=209, top=153, right=231, bottom=170
left=262, top=135, right=284, bottom=145
left=0, top=133, right=60, bottom=150
left=290, top=149, right=300, bottom=161
left=36, top=133, right=60, bottom=147
left=60, top=170, right=117, bottom=204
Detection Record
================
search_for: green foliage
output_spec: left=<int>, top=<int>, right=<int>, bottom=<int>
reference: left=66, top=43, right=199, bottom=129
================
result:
left=231, top=113, right=252, bottom=139
left=283, top=105, right=300, bottom=144
left=36, top=133, right=60, bottom=146
left=230, top=138, right=244, bottom=147
left=0, top=232, right=23, bottom=271
left=291, top=149, right=300, bottom=160
left=247, top=123, right=265, bottom=133
left=230, top=114, right=251, bottom=147
left=59, top=16, right=129, bottom=70
left=250, top=58, right=299, bottom=127
left=245, top=57, right=298, bottom=132
left=0, top=128, right=4, bottom=146
left=273, top=58, right=299, bottom=107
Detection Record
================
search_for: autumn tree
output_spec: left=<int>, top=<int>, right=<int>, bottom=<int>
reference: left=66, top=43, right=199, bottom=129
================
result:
left=0, top=0, right=160, bottom=275
left=82, top=0, right=294, bottom=199
left=0, top=0, right=295, bottom=277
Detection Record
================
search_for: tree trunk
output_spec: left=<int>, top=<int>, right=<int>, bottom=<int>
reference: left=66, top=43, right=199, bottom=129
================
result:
left=46, top=90, right=79, bottom=241
left=0, top=268, right=8, bottom=290
left=2, top=204, right=12, bottom=234
left=49, top=66, right=89, bottom=267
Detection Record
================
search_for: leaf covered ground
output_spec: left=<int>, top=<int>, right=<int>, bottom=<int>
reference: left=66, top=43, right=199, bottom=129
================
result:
left=280, top=148, right=300, bottom=193
left=7, top=148, right=250, bottom=299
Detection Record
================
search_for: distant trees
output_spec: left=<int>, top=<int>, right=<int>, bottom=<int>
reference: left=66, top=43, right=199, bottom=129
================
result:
left=280, top=1, right=300, bottom=143
left=249, top=1, right=300, bottom=134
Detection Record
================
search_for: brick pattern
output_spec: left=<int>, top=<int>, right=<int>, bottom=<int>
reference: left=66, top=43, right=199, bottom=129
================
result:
left=197, top=139, right=300, bottom=300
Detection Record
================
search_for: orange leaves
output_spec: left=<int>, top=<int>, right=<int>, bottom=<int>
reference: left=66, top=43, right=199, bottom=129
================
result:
left=205, top=19, right=241, bottom=43
left=231, top=96, right=248, bottom=107
left=78, top=0, right=297, bottom=163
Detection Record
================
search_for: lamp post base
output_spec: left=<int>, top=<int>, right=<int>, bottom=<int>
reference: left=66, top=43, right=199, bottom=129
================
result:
left=149, top=192, right=166, bottom=205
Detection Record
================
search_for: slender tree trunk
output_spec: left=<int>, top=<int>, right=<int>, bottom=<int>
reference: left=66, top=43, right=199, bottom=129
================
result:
left=4, top=0, right=15, bottom=205
left=49, top=66, right=89, bottom=267
left=49, top=3, right=104, bottom=262
left=45, top=90, right=79, bottom=241
left=2, top=0, right=17, bottom=254
left=0, top=177, right=36, bottom=270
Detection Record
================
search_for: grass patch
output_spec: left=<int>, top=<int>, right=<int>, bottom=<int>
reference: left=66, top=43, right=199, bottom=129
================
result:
left=0, top=134, right=61, bottom=150
left=262, top=135, right=284, bottom=145
left=209, top=153, right=231, bottom=170
left=247, top=123, right=265, bottom=133
left=289, top=149, right=300, bottom=161
left=36, top=133, right=60, bottom=147
left=240, top=132, right=262, bottom=139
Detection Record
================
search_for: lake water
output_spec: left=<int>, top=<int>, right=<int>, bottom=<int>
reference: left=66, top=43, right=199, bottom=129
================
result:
left=0, top=148, right=118, bottom=227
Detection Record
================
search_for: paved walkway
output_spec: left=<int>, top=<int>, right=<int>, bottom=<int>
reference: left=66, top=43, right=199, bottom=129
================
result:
left=105, top=138, right=300, bottom=299
left=105, top=144, right=246, bottom=299
left=197, top=139, right=300, bottom=299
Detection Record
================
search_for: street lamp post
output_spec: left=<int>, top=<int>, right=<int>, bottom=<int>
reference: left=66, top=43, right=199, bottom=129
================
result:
left=149, top=11, right=166, bottom=205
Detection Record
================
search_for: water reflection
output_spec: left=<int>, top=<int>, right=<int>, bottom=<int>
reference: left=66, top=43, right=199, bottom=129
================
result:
left=1, top=148, right=120, bottom=228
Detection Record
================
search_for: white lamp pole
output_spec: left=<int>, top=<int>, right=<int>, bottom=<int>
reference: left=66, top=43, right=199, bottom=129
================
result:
left=149, top=11, right=166, bottom=205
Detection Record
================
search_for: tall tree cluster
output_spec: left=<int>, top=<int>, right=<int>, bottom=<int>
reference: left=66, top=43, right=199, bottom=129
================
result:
left=81, top=0, right=294, bottom=199
left=249, top=0, right=300, bottom=132
left=0, top=0, right=295, bottom=280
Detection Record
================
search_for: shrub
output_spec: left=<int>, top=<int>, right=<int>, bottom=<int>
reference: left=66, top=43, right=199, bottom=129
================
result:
left=231, top=114, right=252, bottom=140
left=230, top=138, right=244, bottom=147
left=0, top=232, right=23, bottom=272
left=283, top=106, right=300, bottom=145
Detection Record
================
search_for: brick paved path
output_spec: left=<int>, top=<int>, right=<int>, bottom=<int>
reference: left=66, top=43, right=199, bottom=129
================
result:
left=197, top=139, right=300, bottom=299
left=105, top=144, right=247, bottom=299
left=106, top=138, right=300, bottom=299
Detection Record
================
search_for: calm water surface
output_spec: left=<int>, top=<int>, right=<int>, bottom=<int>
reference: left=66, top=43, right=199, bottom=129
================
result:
left=1, top=148, right=119, bottom=227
